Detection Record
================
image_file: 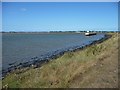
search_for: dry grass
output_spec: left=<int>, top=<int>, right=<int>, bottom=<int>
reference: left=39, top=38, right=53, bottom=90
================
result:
left=2, top=33, right=119, bottom=88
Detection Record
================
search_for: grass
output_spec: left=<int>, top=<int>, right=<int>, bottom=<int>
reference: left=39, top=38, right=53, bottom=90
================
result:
left=2, top=33, right=119, bottom=88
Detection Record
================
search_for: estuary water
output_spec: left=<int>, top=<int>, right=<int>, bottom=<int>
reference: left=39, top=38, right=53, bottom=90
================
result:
left=2, top=33, right=105, bottom=71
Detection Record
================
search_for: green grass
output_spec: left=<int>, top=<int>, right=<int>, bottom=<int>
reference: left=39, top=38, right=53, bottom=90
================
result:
left=2, top=33, right=119, bottom=88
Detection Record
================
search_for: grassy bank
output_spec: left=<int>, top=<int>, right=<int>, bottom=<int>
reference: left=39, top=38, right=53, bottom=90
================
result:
left=2, top=33, right=119, bottom=88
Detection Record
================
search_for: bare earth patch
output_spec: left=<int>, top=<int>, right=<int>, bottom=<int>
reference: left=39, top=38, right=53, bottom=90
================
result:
left=70, top=45, right=118, bottom=88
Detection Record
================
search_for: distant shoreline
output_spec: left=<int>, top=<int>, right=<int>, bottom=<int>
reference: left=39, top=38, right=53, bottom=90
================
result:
left=1, top=30, right=119, bottom=34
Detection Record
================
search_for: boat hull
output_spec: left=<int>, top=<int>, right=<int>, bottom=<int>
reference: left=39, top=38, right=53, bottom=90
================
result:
left=85, top=32, right=96, bottom=36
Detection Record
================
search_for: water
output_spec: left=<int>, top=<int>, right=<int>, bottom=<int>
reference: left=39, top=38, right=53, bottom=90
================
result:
left=2, top=33, right=105, bottom=71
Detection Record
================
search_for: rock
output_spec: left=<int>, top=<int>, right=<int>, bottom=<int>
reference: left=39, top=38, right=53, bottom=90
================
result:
left=114, top=70, right=117, bottom=73
left=3, top=84, right=9, bottom=89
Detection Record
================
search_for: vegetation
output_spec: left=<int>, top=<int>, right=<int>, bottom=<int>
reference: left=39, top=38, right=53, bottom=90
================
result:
left=2, top=33, right=119, bottom=88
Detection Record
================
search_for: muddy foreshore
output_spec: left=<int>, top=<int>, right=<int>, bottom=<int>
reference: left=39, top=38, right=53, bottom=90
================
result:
left=2, top=34, right=112, bottom=79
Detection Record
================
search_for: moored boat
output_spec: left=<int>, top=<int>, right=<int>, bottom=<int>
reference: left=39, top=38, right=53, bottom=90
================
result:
left=85, top=31, right=96, bottom=36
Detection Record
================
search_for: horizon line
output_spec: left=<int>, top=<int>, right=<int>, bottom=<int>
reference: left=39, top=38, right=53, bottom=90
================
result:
left=1, top=30, right=119, bottom=32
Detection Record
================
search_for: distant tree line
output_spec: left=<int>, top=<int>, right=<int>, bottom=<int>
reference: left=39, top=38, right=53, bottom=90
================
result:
left=0, top=30, right=119, bottom=33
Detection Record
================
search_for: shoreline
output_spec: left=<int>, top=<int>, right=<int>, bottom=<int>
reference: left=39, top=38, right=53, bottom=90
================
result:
left=2, top=33, right=118, bottom=88
left=2, top=34, right=112, bottom=79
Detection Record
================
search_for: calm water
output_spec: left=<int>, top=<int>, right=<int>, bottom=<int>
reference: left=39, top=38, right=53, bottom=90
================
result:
left=2, top=33, right=105, bottom=70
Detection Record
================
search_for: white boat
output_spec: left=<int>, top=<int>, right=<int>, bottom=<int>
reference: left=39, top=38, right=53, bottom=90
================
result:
left=85, top=31, right=96, bottom=36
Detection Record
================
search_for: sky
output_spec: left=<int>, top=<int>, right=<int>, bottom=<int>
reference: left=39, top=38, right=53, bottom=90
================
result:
left=2, top=2, right=118, bottom=31
left=0, top=2, right=2, bottom=31
left=2, top=0, right=120, bottom=2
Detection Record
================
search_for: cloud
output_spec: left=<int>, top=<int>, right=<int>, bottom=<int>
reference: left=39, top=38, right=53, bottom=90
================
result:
left=20, top=8, right=27, bottom=12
